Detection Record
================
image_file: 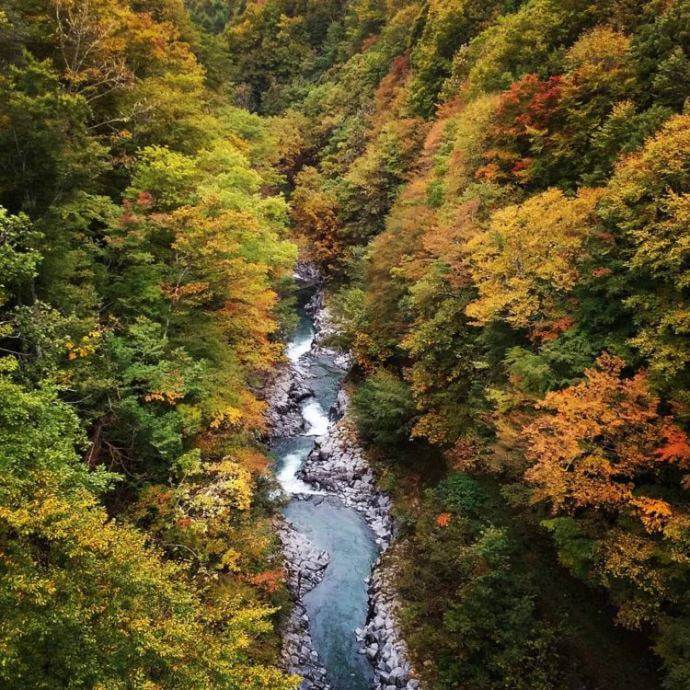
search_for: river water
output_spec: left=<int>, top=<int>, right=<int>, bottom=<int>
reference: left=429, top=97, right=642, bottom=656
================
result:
left=272, top=291, right=378, bottom=690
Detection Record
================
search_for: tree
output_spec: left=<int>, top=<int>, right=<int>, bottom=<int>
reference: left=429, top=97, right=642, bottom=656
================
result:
left=0, top=372, right=297, bottom=689
left=290, top=166, right=342, bottom=270
left=0, top=5, right=297, bottom=683
left=0, top=209, right=42, bottom=306
left=523, top=354, right=690, bottom=632
left=599, top=113, right=690, bottom=398
left=0, top=54, right=105, bottom=215
left=352, top=369, right=416, bottom=448
left=407, top=0, right=512, bottom=117
left=466, top=187, right=602, bottom=338
left=633, top=0, right=690, bottom=110
left=524, top=354, right=690, bottom=518
left=461, top=0, right=605, bottom=95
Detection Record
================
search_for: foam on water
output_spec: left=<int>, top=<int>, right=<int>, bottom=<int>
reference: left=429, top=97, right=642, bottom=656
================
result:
left=276, top=449, right=318, bottom=495
left=286, top=330, right=314, bottom=363
left=302, top=398, right=330, bottom=437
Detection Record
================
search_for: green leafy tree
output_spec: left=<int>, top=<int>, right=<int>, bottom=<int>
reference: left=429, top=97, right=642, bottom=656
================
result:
left=0, top=372, right=297, bottom=689
left=353, top=369, right=417, bottom=448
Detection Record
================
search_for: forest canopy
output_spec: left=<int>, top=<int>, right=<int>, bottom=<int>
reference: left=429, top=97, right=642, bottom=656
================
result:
left=0, top=0, right=299, bottom=686
left=3, top=0, right=690, bottom=688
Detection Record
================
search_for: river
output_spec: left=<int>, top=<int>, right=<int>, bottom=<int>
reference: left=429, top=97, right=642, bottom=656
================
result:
left=271, top=286, right=378, bottom=690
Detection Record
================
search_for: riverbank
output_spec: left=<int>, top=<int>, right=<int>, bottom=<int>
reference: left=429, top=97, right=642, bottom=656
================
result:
left=298, top=403, right=417, bottom=690
left=368, top=455, right=664, bottom=690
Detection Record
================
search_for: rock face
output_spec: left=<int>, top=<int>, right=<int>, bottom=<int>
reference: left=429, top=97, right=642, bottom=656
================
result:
left=295, top=261, right=322, bottom=286
left=304, top=289, right=353, bottom=369
left=267, top=270, right=419, bottom=690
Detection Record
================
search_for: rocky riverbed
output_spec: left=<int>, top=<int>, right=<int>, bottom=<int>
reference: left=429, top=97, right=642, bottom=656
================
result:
left=265, top=270, right=418, bottom=690
left=298, top=396, right=418, bottom=690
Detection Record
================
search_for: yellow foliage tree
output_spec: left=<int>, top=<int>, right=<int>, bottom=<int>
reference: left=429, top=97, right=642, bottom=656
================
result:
left=465, top=187, right=602, bottom=337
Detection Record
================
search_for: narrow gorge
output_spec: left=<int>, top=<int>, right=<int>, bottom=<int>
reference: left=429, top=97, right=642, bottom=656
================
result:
left=267, top=269, right=418, bottom=690
left=3, top=1, right=689, bottom=688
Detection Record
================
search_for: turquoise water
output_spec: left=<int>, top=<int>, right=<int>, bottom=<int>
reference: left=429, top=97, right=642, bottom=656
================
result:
left=274, top=297, right=377, bottom=690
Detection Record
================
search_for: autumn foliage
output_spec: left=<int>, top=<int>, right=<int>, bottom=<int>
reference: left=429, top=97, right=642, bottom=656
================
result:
left=241, top=0, right=690, bottom=686
left=525, top=354, right=690, bottom=523
left=0, top=1, right=298, bottom=686
left=5, top=0, right=690, bottom=687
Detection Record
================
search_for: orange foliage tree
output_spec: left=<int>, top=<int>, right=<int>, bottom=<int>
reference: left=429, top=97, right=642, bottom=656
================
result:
left=524, top=355, right=690, bottom=629
left=290, top=166, right=342, bottom=271
left=524, top=354, right=690, bottom=528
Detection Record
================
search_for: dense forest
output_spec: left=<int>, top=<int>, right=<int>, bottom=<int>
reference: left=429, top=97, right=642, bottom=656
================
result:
left=0, top=1, right=299, bottom=687
left=2, top=0, right=690, bottom=688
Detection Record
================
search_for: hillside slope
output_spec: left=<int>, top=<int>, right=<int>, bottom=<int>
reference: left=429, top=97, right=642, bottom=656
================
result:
left=2, top=0, right=690, bottom=687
